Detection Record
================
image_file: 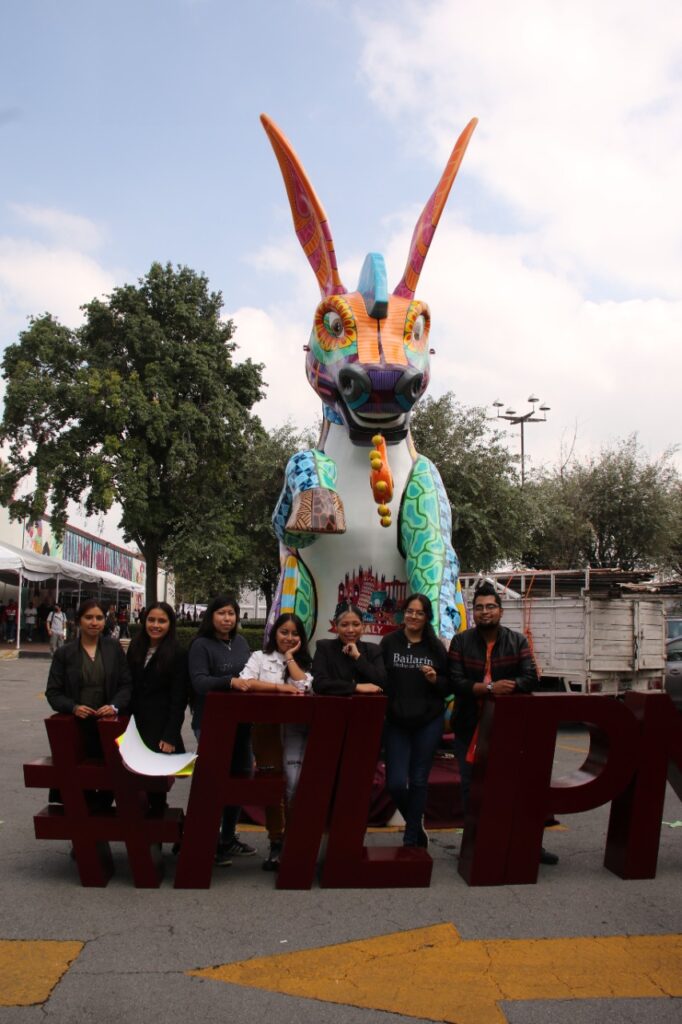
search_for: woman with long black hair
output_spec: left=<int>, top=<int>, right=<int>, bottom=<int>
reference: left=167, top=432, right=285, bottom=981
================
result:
left=379, top=593, right=449, bottom=848
left=45, top=597, right=132, bottom=810
left=127, top=602, right=187, bottom=752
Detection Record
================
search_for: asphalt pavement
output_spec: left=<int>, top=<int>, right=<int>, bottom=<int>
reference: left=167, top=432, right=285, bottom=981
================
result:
left=0, top=656, right=680, bottom=1024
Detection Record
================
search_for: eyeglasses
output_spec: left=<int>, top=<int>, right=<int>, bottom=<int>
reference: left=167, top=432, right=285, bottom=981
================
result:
left=474, top=603, right=500, bottom=612
left=405, top=609, right=426, bottom=618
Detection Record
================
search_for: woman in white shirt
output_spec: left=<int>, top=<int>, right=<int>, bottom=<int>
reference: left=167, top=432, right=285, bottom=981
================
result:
left=236, top=613, right=312, bottom=871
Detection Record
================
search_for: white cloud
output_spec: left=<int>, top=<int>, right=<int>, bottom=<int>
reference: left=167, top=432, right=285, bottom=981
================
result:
left=387, top=220, right=682, bottom=470
left=229, top=304, right=322, bottom=432
left=356, top=0, right=682, bottom=298
left=9, top=203, right=105, bottom=251
left=339, top=0, right=682, bottom=471
left=0, top=237, right=115, bottom=331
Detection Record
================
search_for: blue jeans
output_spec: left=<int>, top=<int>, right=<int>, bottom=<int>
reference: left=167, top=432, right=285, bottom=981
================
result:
left=384, top=715, right=442, bottom=845
left=194, top=723, right=253, bottom=843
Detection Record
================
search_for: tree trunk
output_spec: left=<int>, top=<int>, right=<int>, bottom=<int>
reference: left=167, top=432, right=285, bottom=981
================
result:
left=143, top=544, right=159, bottom=607
left=262, top=580, right=273, bottom=619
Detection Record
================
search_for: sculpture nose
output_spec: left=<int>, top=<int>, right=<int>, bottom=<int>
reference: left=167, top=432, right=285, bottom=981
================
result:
left=395, top=367, right=424, bottom=411
left=338, top=365, right=372, bottom=410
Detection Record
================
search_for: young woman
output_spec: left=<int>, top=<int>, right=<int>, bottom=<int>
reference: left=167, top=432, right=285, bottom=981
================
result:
left=46, top=598, right=132, bottom=726
left=127, top=602, right=187, bottom=815
left=45, top=598, right=132, bottom=809
left=379, top=593, right=449, bottom=847
left=312, top=603, right=386, bottom=695
left=127, top=603, right=187, bottom=750
left=187, top=594, right=256, bottom=866
left=235, top=613, right=312, bottom=870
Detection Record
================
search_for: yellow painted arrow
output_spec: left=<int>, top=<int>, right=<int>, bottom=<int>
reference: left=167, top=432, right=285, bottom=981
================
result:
left=189, top=923, right=682, bottom=1024
left=0, top=940, right=84, bottom=1006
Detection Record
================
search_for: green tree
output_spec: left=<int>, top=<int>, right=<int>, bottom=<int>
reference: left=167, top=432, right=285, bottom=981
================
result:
left=0, top=262, right=264, bottom=604
left=521, top=471, right=592, bottom=569
left=524, top=436, right=679, bottom=570
left=410, top=393, right=530, bottom=571
left=169, top=419, right=314, bottom=613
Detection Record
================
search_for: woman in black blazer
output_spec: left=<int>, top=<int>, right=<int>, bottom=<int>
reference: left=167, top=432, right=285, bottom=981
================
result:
left=45, top=598, right=132, bottom=808
left=46, top=598, right=132, bottom=727
left=127, top=602, right=187, bottom=755
left=312, top=603, right=386, bottom=695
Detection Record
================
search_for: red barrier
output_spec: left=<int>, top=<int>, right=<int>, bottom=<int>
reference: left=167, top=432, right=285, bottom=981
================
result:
left=25, top=693, right=681, bottom=888
left=320, top=695, right=432, bottom=888
left=459, top=693, right=681, bottom=886
left=23, top=715, right=182, bottom=887
left=175, top=692, right=430, bottom=890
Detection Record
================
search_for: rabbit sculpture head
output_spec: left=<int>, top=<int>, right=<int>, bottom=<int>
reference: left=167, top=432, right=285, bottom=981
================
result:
left=261, top=115, right=477, bottom=445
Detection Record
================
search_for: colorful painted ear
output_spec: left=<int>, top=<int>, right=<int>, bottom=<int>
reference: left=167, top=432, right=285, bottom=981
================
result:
left=393, top=118, right=478, bottom=300
left=261, top=114, right=347, bottom=298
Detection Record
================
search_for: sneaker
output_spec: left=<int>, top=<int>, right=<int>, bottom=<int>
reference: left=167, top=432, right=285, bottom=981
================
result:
left=221, top=835, right=257, bottom=857
left=214, top=844, right=232, bottom=866
left=262, top=840, right=283, bottom=872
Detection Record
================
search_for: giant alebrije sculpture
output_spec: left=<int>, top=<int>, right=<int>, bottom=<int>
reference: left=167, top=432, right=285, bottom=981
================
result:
left=262, top=114, right=477, bottom=643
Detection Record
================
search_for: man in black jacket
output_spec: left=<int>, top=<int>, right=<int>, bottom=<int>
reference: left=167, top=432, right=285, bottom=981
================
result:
left=448, top=582, right=558, bottom=865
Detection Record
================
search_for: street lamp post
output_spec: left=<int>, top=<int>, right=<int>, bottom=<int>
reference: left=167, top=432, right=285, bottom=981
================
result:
left=492, top=395, right=550, bottom=485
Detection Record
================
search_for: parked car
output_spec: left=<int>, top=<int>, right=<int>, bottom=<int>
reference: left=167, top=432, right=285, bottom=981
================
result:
left=665, top=637, right=682, bottom=710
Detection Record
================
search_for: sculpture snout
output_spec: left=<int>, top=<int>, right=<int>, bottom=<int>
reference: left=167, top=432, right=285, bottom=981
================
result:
left=336, top=364, right=424, bottom=414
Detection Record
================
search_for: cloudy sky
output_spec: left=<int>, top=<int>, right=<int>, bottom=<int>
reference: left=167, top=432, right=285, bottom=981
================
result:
left=1, top=0, right=681, bottom=533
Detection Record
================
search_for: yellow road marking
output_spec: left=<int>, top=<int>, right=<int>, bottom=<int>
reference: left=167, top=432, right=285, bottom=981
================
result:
left=190, top=923, right=682, bottom=1024
left=0, top=940, right=83, bottom=1006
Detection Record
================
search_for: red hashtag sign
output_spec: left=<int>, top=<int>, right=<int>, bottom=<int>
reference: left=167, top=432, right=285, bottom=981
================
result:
left=24, top=715, right=183, bottom=887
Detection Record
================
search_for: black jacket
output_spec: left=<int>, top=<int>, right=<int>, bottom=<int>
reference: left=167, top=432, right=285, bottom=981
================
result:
left=447, top=625, right=537, bottom=743
left=380, top=629, right=449, bottom=730
left=45, top=637, right=132, bottom=715
left=187, top=634, right=251, bottom=732
left=129, top=650, right=188, bottom=751
left=312, top=638, right=386, bottom=696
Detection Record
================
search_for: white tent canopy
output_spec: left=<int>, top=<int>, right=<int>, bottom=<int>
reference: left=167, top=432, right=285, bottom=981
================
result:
left=0, top=540, right=144, bottom=652
left=0, top=540, right=144, bottom=590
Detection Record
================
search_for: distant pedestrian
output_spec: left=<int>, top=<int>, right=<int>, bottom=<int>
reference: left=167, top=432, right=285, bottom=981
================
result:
left=47, top=604, right=67, bottom=655
left=103, top=604, right=119, bottom=639
left=24, top=602, right=38, bottom=642
left=5, top=600, right=18, bottom=643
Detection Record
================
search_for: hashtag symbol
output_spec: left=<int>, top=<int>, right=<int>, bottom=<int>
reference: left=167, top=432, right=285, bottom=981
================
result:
left=24, top=715, right=183, bottom=887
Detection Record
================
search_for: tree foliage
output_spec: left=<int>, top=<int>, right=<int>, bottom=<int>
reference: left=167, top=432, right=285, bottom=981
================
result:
left=0, top=262, right=264, bottom=604
left=523, top=437, right=680, bottom=571
left=410, top=393, right=530, bottom=572
left=170, top=419, right=314, bottom=611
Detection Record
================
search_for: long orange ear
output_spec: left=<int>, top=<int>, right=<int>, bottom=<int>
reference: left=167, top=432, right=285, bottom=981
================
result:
left=261, top=114, right=346, bottom=297
left=393, top=118, right=478, bottom=299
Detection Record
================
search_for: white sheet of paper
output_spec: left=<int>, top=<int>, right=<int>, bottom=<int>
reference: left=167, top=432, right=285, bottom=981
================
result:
left=117, top=716, right=197, bottom=777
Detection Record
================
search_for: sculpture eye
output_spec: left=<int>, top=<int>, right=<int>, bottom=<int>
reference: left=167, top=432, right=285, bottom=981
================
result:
left=412, top=314, right=426, bottom=341
left=314, top=297, right=358, bottom=354
left=403, top=301, right=430, bottom=355
left=323, top=311, right=344, bottom=337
